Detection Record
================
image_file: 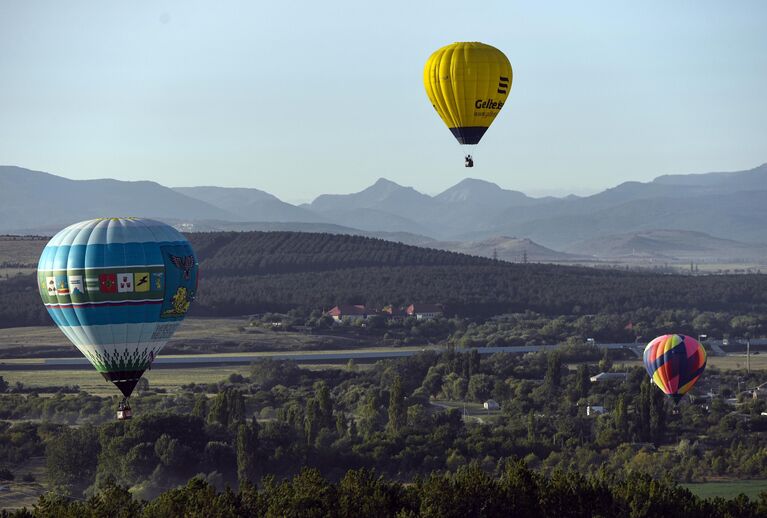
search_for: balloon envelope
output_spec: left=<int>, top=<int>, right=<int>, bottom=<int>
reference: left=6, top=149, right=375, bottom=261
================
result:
left=423, top=42, right=513, bottom=146
left=643, top=334, right=707, bottom=402
left=37, top=218, right=198, bottom=398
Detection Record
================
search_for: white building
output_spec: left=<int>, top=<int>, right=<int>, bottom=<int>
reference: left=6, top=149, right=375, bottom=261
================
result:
left=590, top=372, right=628, bottom=383
left=586, top=405, right=607, bottom=416
left=406, top=304, right=443, bottom=320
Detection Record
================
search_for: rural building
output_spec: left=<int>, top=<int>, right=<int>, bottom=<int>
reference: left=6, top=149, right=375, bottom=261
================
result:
left=326, top=305, right=369, bottom=322
left=590, top=372, right=628, bottom=383
left=406, top=304, right=443, bottom=320
left=483, top=399, right=500, bottom=410
left=586, top=405, right=607, bottom=416
left=381, top=305, right=408, bottom=320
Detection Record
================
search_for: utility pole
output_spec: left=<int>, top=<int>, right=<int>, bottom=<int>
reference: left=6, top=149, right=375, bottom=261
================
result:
left=747, top=338, right=751, bottom=374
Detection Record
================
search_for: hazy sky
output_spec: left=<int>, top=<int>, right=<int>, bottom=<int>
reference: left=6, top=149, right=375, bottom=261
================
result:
left=1, top=1, right=765, bottom=202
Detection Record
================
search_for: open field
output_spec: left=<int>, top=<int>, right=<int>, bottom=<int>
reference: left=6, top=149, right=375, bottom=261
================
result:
left=0, top=360, right=376, bottom=395
left=0, top=456, right=47, bottom=511
left=0, top=236, right=46, bottom=265
left=683, top=479, right=767, bottom=499
left=616, top=354, right=767, bottom=372
left=0, top=365, right=254, bottom=395
left=0, top=268, right=36, bottom=280
left=430, top=399, right=503, bottom=424
left=0, top=317, right=381, bottom=359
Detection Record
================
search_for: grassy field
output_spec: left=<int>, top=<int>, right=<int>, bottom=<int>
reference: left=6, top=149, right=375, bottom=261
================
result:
left=430, top=399, right=503, bottom=424
left=0, top=267, right=36, bottom=279
left=0, top=236, right=46, bottom=264
left=0, top=365, right=255, bottom=395
left=683, top=479, right=767, bottom=499
left=0, top=317, right=382, bottom=359
left=0, top=456, right=47, bottom=511
left=616, top=354, right=767, bottom=371
left=0, top=359, right=375, bottom=395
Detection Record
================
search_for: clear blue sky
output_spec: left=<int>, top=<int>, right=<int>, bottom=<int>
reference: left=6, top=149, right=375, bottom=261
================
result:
left=1, top=1, right=765, bottom=201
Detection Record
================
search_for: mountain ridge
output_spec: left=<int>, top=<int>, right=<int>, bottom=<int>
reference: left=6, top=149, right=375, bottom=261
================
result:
left=3, top=163, right=767, bottom=260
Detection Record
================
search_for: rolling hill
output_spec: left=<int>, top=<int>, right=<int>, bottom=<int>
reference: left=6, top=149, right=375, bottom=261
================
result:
left=4, top=230, right=767, bottom=328
left=427, top=236, right=585, bottom=263
left=563, top=229, right=767, bottom=262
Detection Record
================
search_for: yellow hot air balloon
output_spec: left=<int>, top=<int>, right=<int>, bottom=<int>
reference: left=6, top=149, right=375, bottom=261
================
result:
left=423, top=42, right=513, bottom=167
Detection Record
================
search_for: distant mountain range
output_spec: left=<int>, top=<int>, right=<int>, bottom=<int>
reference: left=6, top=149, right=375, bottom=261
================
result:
left=563, top=229, right=767, bottom=263
left=426, top=236, right=586, bottom=263
left=2, top=162, right=766, bottom=264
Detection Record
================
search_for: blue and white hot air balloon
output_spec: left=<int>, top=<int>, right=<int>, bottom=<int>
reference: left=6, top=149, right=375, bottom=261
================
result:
left=37, top=218, right=199, bottom=418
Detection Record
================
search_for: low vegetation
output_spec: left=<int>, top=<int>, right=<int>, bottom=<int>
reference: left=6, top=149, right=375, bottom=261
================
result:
left=0, top=349, right=764, bottom=511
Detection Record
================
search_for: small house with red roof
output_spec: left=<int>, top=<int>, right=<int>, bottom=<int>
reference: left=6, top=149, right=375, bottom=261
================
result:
left=326, top=304, right=369, bottom=322
left=405, top=304, right=443, bottom=320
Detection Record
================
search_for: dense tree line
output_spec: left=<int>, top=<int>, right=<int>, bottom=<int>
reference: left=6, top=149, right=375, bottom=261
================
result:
left=185, top=231, right=499, bottom=276
left=450, top=310, right=767, bottom=347
left=0, top=273, right=50, bottom=328
left=5, top=464, right=767, bottom=518
left=189, top=265, right=767, bottom=321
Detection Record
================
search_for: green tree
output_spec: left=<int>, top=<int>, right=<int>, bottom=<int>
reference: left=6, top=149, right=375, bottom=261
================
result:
left=207, top=388, right=245, bottom=429
left=358, top=392, right=383, bottom=438
left=467, top=349, right=481, bottom=377
left=635, top=380, right=666, bottom=444
left=262, top=467, right=336, bottom=518
left=387, top=376, right=406, bottom=435
left=154, top=434, right=182, bottom=467
left=335, top=413, right=348, bottom=437
left=614, top=394, right=629, bottom=442
left=467, top=374, right=494, bottom=402
left=527, top=411, right=536, bottom=443
left=573, top=364, right=590, bottom=400
left=544, top=352, right=562, bottom=392
left=86, top=477, right=143, bottom=518
left=191, top=394, right=208, bottom=419
left=599, top=348, right=613, bottom=372
left=315, top=381, right=333, bottom=430
left=236, top=421, right=260, bottom=487
left=46, top=427, right=99, bottom=497
left=338, top=468, right=408, bottom=517
left=305, top=398, right=320, bottom=445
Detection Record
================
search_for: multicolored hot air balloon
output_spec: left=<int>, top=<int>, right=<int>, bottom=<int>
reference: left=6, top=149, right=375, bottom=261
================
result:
left=37, top=218, right=198, bottom=419
left=643, top=334, right=707, bottom=403
left=423, top=41, right=513, bottom=167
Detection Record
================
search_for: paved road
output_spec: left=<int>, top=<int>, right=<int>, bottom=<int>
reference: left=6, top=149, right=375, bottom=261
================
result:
left=0, top=342, right=647, bottom=371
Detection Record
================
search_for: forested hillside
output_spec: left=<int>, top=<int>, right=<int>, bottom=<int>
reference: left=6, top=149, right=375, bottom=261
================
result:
left=185, top=231, right=497, bottom=275
left=3, top=231, right=767, bottom=327
left=185, top=231, right=767, bottom=318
